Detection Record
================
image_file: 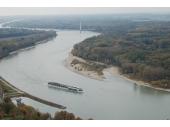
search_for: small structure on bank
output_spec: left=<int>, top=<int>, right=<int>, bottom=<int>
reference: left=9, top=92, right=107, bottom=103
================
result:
left=16, top=98, right=22, bottom=105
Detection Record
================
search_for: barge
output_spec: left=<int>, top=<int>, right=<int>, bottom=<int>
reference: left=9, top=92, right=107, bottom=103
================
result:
left=48, top=82, right=83, bottom=93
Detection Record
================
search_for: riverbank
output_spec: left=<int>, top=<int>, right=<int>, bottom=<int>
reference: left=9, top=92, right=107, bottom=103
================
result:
left=65, top=53, right=105, bottom=80
left=66, top=53, right=170, bottom=92
left=8, top=38, right=54, bottom=56
left=0, top=28, right=57, bottom=59
left=0, top=76, right=66, bottom=109
left=120, top=74, right=170, bottom=93
left=0, top=28, right=68, bottom=109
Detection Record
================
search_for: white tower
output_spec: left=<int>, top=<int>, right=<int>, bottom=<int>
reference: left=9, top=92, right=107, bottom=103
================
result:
left=80, top=21, right=82, bottom=33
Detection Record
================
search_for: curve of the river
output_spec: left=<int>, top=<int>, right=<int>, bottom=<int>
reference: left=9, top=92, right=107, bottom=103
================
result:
left=0, top=23, right=170, bottom=119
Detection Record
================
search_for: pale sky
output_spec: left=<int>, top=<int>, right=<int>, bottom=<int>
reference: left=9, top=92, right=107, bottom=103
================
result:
left=0, top=7, right=170, bottom=16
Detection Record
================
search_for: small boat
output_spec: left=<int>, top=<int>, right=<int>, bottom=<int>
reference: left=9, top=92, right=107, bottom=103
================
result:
left=48, top=82, right=83, bottom=93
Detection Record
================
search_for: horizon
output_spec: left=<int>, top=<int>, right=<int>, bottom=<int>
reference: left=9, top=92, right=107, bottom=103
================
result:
left=1, top=7, right=170, bottom=16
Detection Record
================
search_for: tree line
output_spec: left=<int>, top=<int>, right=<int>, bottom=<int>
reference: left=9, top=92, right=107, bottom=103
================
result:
left=72, top=21, right=170, bottom=88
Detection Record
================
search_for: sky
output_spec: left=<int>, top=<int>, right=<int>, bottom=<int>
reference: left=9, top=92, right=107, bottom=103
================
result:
left=0, top=7, right=170, bottom=16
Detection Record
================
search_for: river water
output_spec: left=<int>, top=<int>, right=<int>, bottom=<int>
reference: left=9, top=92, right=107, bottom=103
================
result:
left=0, top=29, right=170, bottom=119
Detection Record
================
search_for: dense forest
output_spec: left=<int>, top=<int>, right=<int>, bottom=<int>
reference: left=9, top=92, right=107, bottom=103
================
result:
left=72, top=21, right=170, bottom=89
left=0, top=28, right=46, bottom=38
left=0, top=28, right=56, bottom=58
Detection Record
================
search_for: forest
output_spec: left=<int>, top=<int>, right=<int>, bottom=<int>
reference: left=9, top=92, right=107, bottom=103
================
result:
left=0, top=28, right=56, bottom=58
left=72, top=21, right=170, bottom=89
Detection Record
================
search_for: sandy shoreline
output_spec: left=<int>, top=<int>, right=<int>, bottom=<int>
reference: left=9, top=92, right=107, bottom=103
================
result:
left=65, top=53, right=170, bottom=92
left=64, top=53, right=105, bottom=80
left=120, top=74, right=170, bottom=92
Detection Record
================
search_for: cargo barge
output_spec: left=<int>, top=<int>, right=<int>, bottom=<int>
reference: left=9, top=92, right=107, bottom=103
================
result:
left=48, top=82, right=83, bottom=93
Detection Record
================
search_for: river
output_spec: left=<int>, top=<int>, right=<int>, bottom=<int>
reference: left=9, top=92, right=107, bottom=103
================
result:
left=0, top=26, right=170, bottom=119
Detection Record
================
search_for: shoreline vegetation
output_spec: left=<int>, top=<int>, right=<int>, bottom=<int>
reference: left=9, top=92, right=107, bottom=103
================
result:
left=66, top=52, right=170, bottom=92
left=70, top=21, right=170, bottom=91
left=0, top=28, right=57, bottom=59
left=65, top=53, right=105, bottom=80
